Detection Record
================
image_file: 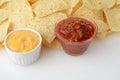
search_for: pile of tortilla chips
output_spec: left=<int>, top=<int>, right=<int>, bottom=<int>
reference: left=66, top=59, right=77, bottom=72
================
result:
left=0, top=0, right=120, bottom=49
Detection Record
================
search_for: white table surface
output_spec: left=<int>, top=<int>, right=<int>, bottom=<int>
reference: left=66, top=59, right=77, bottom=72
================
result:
left=0, top=33, right=120, bottom=80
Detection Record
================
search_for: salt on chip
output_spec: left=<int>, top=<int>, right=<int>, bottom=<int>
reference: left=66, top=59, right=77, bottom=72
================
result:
left=9, top=0, right=33, bottom=29
left=28, top=12, right=67, bottom=43
left=32, top=0, right=69, bottom=17
left=0, top=21, right=10, bottom=42
left=104, top=8, right=120, bottom=31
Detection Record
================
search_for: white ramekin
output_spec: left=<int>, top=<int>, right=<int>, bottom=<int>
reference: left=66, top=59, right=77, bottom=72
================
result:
left=4, top=28, right=42, bottom=65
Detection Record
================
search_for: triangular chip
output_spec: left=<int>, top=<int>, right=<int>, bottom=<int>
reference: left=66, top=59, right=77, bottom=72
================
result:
left=0, top=42, right=3, bottom=47
left=104, top=8, right=120, bottom=31
left=82, top=0, right=102, bottom=10
left=117, top=0, right=120, bottom=5
left=73, top=6, right=110, bottom=33
left=97, top=30, right=111, bottom=39
left=0, top=9, right=9, bottom=23
left=32, top=0, right=69, bottom=17
left=73, top=6, right=103, bottom=21
left=64, top=0, right=80, bottom=7
left=9, top=0, right=33, bottom=29
left=73, top=6, right=97, bottom=20
left=28, top=12, right=67, bottom=43
left=95, top=20, right=110, bottom=32
left=0, top=21, right=10, bottom=42
left=43, top=38, right=62, bottom=50
left=101, top=0, right=115, bottom=8
left=66, top=8, right=73, bottom=16
left=0, top=0, right=9, bottom=7
left=28, top=0, right=37, bottom=5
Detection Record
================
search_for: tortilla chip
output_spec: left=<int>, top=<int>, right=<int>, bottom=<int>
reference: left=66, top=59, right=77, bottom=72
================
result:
left=93, top=10, right=104, bottom=20
left=104, top=8, right=120, bottom=31
left=82, top=0, right=115, bottom=9
left=101, top=0, right=115, bottom=8
left=73, top=6, right=110, bottom=33
left=64, top=0, right=80, bottom=7
left=117, top=0, right=120, bottom=5
left=28, top=12, right=67, bottom=43
left=0, top=42, right=3, bottom=47
left=0, top=21, right=10, bottom=42
left=43, top=38, right=62, bottom=50
left=32, top=0, right=69, bottom=17
left=7, top=23, right=13, bottom=33
left=66, top=8, right=73, bottom=16
left=28, top=0, right=37, bottom=5
left=95, top=20, right=110, bottom=32
left=71, top=0, right=83, bottom=15
left=97, top=30, right=111, bottom=39
left=0, top=9, right=9, bottom=23
left=9, top=0, right=33, bottom=29
left=82, top=0, right=102, bottom=10
left=0, top=0, right=9, bottom=7
left=73, top=6, right=99, bottom=21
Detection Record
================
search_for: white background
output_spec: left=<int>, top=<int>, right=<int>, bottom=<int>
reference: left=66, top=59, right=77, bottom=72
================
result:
left=0, top=33, right=120, bottom=80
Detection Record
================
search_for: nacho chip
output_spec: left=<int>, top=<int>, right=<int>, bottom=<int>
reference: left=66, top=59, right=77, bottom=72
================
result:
left=0, top=42, right=3, bottom=47
left=97, top=30, right=111, bottom=39
left=117, top=0, right=120, bottom=5
left=95, top=20, right=110, bottom=32
left=28, top=0, right=37, bottom=5
left=73, top=6, right=97, bottom=20
left=66, top=8, right=73, bottom=16
left=28, top=12, right=67, bottom=43
left=82, top=0, right=115, bottom=9
left=71, top=0, right=83, bottom=15
left=0, top=21, right=10, bottom=42
left=7, top=23, right=13, bottom=33
left=64, top=0, right=80, bottom=7
left=101, top=0, right=115, bottom=8
left=43, top=38, right=62, bottom=50
left=32, top=0, right=69, bottom=17
left=0, top=9, right=9, bottom=23
left=9, top=0, right=33, bottom=29
left=82, top=0, right=102, bottom=10
left=93, top=10, right=104, bottom=20
left=73, top=6, right=109, bottom=33
left=0, top=0, right=9, bottom=7
left=104, top=8, right=120, bottom=31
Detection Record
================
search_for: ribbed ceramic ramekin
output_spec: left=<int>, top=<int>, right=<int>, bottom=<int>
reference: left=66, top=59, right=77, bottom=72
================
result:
left=4, top=28, right=42, bottom=65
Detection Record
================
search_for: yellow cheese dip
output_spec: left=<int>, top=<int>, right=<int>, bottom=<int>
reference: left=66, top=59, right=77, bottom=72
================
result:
left=7, top=30, right=39, bottom=53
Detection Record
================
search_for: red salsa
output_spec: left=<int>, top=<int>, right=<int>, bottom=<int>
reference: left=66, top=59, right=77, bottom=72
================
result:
left=57, top=18, right=95, bottom=42
left=55, top=17, right=97, bottom=56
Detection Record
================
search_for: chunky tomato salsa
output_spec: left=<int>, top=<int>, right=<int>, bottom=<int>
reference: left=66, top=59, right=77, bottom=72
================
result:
left=56, top=18, right=95, bottom=42
left=55, top=17, right=97, bottom=56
